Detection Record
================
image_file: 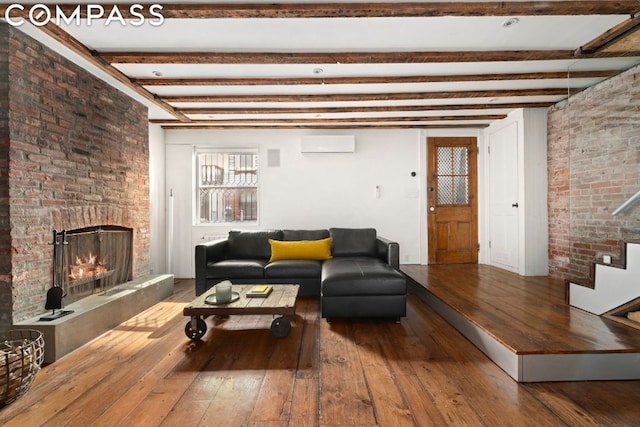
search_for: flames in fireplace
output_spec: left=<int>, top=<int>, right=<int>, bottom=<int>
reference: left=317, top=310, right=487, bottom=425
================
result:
left=69, top=253, right=109, bottom=281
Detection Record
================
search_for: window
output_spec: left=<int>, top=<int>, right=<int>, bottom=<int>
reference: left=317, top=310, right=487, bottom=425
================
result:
left=196, top=150, right=258, bottom=224
left=436, top=146, right=469, bottom=205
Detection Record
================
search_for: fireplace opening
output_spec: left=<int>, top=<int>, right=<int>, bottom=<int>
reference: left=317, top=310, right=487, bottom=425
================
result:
left=53, top=226, right=134, bottom=305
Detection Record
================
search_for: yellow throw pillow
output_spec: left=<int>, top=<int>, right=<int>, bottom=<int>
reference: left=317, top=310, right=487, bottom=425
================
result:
left=269, top=238, right=333, bottom=262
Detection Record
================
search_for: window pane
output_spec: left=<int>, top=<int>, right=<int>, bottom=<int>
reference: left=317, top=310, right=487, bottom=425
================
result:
left=437, top=147, right=452, bottom=174
left=197, top=151, right=258, bottom=224
left=436, top=146, right=469, bottom=206
left=453, top=147, right=468, bottom=175
left=454, top=176, right=469, bottom=204
left=438, top=176, right=453, bottom=204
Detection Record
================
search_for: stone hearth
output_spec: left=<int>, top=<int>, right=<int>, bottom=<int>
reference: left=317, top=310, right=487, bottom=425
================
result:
left=15, top=274, right=173, bottom=364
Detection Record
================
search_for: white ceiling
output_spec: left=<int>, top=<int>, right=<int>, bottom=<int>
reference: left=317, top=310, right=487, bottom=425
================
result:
left=68, top=16, right=623, bottom=51
left=5, top=1, right=640, bottom=129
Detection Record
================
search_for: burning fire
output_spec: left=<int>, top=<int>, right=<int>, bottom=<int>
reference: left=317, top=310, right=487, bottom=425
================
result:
left=69, top=252, right=108, bottom=280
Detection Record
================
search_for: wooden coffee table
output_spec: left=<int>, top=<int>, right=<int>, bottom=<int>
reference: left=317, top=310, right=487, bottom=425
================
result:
left=183, top=284, right=299, bottom=340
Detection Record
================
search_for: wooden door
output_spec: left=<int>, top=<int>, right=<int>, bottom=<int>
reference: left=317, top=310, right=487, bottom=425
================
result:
left=427, top=137, right=478, bottom=264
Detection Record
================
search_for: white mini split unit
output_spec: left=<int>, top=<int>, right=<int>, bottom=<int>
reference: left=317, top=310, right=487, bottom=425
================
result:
left=300, top=135, right=356, bottom=153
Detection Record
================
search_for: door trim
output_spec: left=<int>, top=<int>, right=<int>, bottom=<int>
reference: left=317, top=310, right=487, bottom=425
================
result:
left=426, top=136, right=479, bottom=264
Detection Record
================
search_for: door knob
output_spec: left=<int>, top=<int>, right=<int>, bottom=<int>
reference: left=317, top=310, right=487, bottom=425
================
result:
left=512, top=203, right=519, bottom=208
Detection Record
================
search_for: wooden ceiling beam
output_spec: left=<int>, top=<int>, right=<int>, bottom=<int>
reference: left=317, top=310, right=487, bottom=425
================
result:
left=133, top=70, right=617, bottom=86
left=162, top=88, right=571, bottom=103
left=100, top=50, right=576, bottom=65
left=161, top=123, right=490, bottom=130
left=162, top=2, right=640, bottom=18
left=179, top=102, right=553, bottom=115
left=577, top=15, right=640, bottom=56
left=37, top=2, right=640, bottom=19
left=154, top=114, right=507, bottom=124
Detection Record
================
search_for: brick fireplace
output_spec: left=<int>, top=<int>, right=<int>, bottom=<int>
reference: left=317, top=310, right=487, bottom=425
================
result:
left=0, top=24, right=150, bottom=331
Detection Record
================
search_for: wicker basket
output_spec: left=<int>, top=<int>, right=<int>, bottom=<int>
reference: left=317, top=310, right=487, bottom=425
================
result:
left=0, top=329, right=45, bottom=406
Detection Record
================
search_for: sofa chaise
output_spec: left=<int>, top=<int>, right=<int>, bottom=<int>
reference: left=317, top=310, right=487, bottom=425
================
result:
left=194, top=227, right=406, bottom=321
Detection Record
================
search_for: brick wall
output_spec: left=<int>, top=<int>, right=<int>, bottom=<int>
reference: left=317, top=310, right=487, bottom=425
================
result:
left=0, top=24, right=150, bottom=330
left=547, top=64, right=640, bottom=281
left=0, top=25, right=10, bottom=329
left=547, top=101, right=571, bottom=278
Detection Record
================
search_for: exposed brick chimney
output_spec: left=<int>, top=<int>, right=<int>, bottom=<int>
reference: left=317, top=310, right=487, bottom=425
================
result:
left=0, top=24, right=150, bottom=331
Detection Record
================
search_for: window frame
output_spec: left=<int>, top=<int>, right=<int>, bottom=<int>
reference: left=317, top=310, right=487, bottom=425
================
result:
left=194, top=148, right=260, bottom=226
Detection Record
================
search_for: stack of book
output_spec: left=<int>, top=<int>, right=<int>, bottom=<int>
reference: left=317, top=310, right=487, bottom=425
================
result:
left=246, top=285, right=273, bottom=298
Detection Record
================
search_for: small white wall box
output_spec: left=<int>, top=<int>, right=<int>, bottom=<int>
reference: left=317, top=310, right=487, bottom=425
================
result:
left=300, top=135, right=355, bottom=153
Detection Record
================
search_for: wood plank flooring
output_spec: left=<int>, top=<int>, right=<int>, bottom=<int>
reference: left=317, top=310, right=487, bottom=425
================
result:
left=1, top=272, right=640, bottom=426
left=403, top=264, right=640, bottom=381
left=401, top=264, right=640, bottom=354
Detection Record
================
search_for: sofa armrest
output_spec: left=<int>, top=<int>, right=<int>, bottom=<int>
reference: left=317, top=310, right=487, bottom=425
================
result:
left=195, top=239, right=228, bottom=295
left=376, top=236, right=400, bottom=270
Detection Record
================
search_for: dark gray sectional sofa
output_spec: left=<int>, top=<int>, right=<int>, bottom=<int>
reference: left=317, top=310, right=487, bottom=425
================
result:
left=195, top=227, right=406, bottom=321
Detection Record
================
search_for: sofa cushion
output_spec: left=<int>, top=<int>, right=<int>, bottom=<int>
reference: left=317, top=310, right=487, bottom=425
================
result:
left=268, top=238, right=333, bottom=262
left=207, top=259, right=267, bottom=279
left=321, top=258, right=406, bottom=296
left=264, top=260, right=323, bottom=278
left=282, top=229, right=330, bottom=241
left=329, top=228, right=377, bottom=257
left=227, top=230, right=283, bottom=259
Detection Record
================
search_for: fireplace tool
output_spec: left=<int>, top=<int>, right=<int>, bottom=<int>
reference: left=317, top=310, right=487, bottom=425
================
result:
left=41, top=230, right=73, bottom=321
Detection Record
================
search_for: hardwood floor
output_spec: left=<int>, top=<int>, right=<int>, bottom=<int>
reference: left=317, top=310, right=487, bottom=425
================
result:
left=402, top=264, right=640, bottom=355
left=1, top=273, right=640, bottom=426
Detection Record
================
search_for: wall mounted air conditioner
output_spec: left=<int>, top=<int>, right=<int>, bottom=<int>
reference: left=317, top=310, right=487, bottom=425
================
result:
left=300, top=135, right=355, bottom=153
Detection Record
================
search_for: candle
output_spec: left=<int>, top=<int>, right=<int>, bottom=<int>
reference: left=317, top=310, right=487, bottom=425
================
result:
left=216, top=281, right=232, bottom=303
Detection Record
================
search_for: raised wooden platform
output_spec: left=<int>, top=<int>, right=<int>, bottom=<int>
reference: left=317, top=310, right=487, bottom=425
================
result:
left=401, top=264, right=640, bottom=382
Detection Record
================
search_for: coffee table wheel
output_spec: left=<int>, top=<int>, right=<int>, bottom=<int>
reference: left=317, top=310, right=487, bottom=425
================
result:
left=270, top=316, right=291, bottom=338
left=185, top=317, right=207, bottom=340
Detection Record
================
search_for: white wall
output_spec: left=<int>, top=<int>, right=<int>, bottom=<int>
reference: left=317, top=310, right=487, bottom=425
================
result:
left=149, top=124, right=169, bottom=274
left=519, top=109, right=549, bottom=276
left=150, top=119, right=549, bottom=278
left=148, top=123, right=167, bottom=274
left=164, top=128, right=423, bottom=278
